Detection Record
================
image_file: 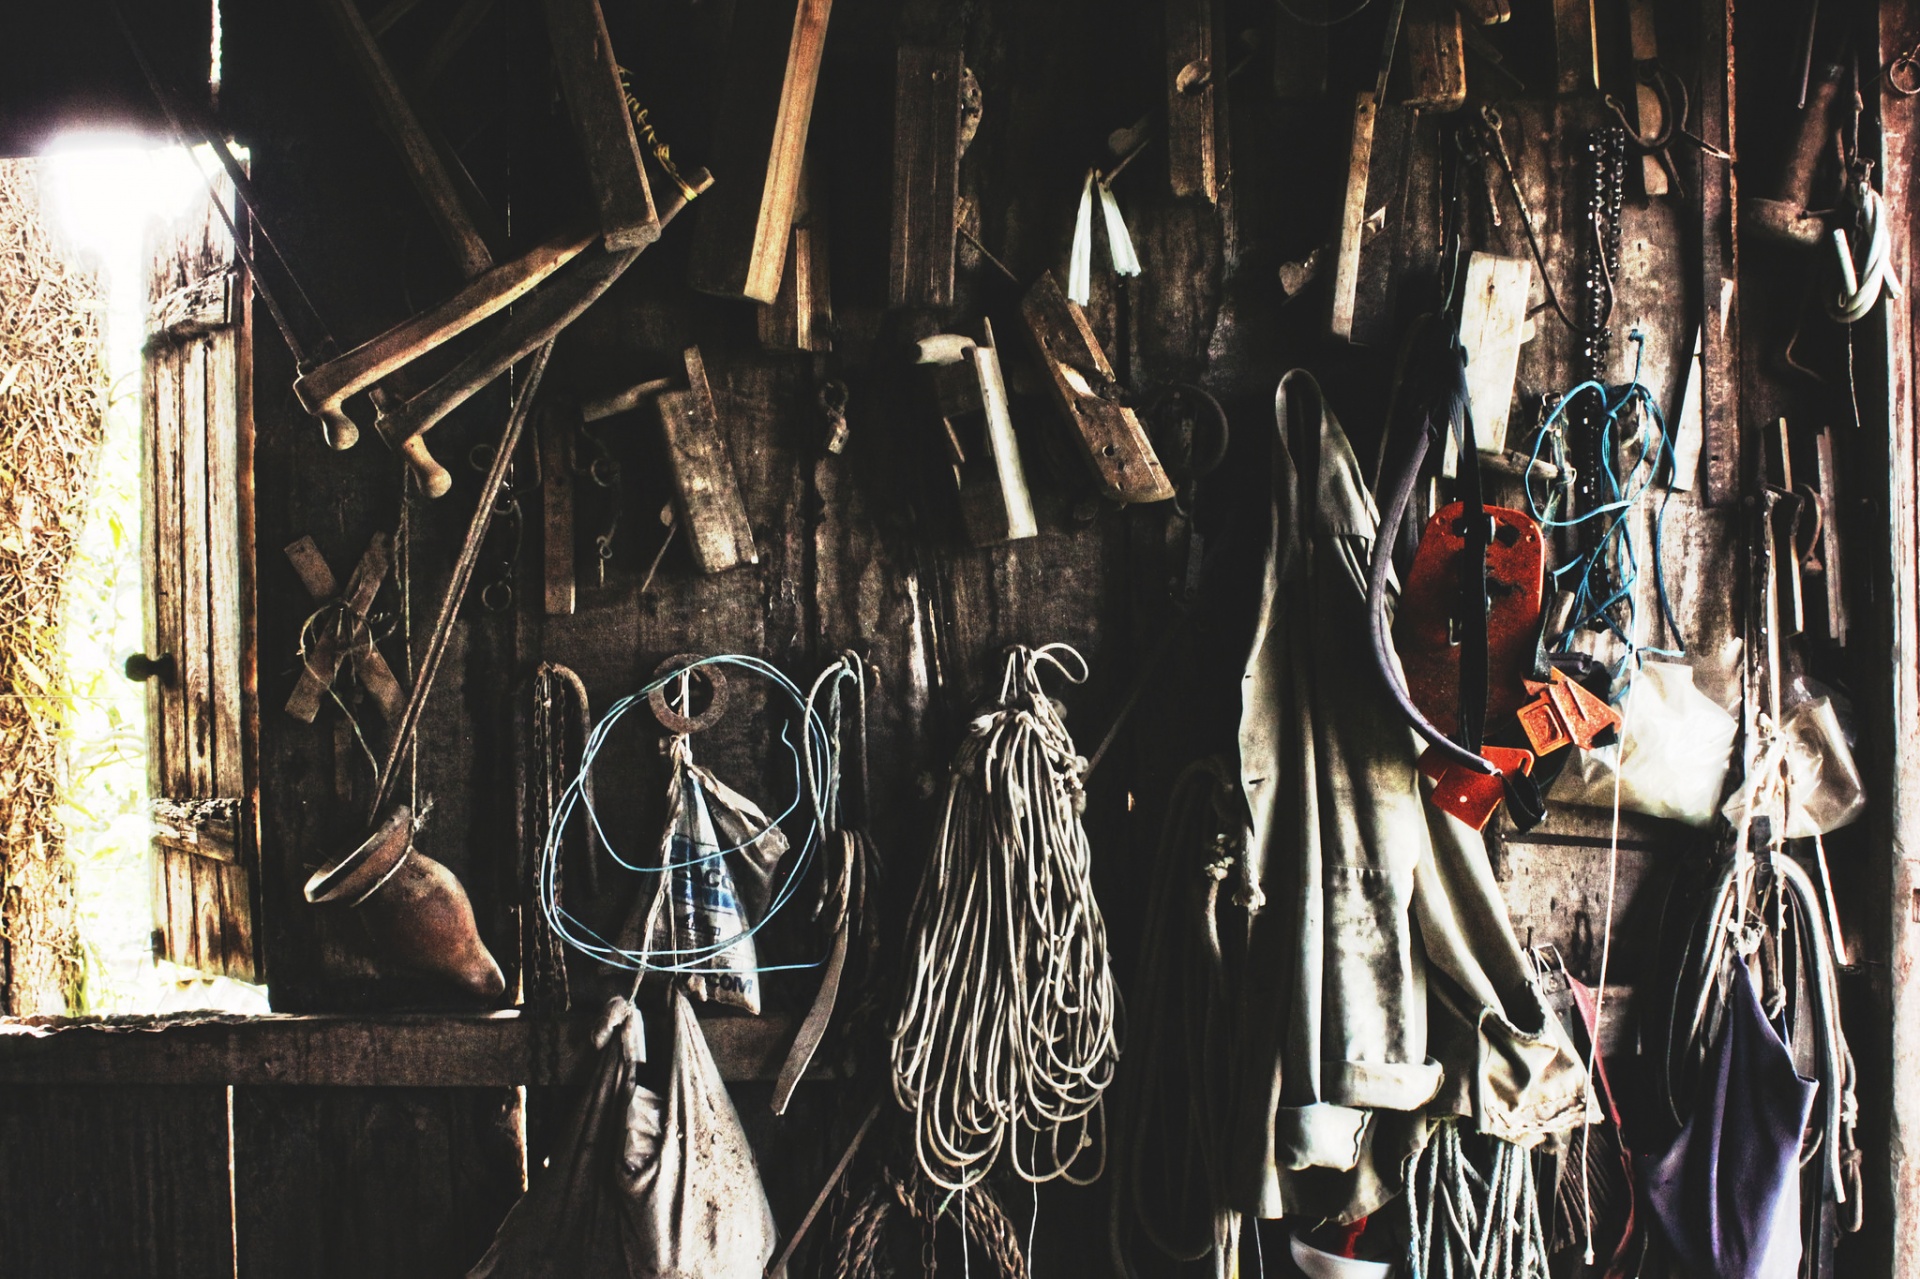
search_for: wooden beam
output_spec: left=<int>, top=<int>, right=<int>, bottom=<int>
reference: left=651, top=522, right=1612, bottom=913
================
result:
left=889, top=43, right=964, bottom=308
left=1400, top=0, right=1465, bottom=111
left=689, top=0, right=834, bottom=303
left=1165, top=0, right=1218, bottom=202
left=542, top=0, right=659, bottom=249
left=1696, top=0, right=1739, bottom=506
left=540, top=409, right=576, bottom=615
left=1551, top=0, right=1597, bottom=96
left=656, top=348, right=759, bottom=573
left=0, top=1011, right=802, bottom=1086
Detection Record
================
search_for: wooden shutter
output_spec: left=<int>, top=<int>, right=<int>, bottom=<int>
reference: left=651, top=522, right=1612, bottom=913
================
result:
left=142, top=164, right=257, bottom=981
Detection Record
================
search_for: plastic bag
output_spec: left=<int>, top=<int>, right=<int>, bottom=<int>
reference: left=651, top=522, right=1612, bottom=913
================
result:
left=1551, top=661, right=1738, bottom=827
left=467, top=991, right=781, bottom=1279
left=646, top=739, right=789, bottom=1014
left=1777, top=696, right=1866, bottom=838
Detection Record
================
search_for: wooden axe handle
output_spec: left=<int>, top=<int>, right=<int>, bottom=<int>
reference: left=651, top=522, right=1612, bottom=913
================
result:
left=293, top=226, right=597, bottom=451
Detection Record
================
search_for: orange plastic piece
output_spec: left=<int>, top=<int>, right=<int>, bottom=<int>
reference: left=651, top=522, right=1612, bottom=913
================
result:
left=1419, top=744, right=1536, bottom=830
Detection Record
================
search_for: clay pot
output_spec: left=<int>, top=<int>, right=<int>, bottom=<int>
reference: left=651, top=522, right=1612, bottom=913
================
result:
left=305, top=806, right=506, bottom=1001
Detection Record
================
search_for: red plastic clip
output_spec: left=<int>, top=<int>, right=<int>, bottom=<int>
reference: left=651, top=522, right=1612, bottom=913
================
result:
left=1418, top=744, right=1535, bottom=830
left=1515, top=668, right=1621, bottom=757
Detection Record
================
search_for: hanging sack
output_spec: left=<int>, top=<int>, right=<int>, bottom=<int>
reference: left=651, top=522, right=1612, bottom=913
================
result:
left=1552, top=661, right=1737, bottom=827
left=468, top=990, right=781, bottom=1279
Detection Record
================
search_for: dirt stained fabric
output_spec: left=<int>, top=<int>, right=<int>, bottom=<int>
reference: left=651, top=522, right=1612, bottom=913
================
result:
left=1231, top=370, right=1588, bottom=1226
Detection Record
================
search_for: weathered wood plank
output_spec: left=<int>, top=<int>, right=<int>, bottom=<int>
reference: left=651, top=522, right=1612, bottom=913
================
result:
left=542, top=0, right=658, bottom=248
left=687, top=0, right=833, bottom=302
left=1165, top=0, right=1217, bottom=202
left=1401, top=0, right=1466, bottom=111
left=208, top=327, right=246, bottom=801
left=539, top=409, right=576, bottom=615
left=232, top=1086, right=520, bottom=1279
left=150, top=347, right=186, bottom=799
left=0, top=1084, right=234, bottom=1279
left=1697, top=0, right=1740, bottom=505
left=890, top=43, right=964, bottom=308
left=1458, top=252, right=1532, bottom=453
left=656, top=347, right=758, bottom=573
left=0, top=1011, right=803, bottom=1085
left=180, top=336, right=214, bottom=799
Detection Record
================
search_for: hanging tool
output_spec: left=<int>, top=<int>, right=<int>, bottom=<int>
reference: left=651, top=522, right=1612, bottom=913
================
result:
left=1165, top=0, right=1222, bottom=201
left=1746, top=58, right=1845, bottom=247
left=1329, top=0, right=1410, bottom=342
left=374, top=172, right=710, bottom=498
left=368, top=341, right=556, bottom=823
left=915, top=322, right=1037, bottom=545
left=284, top=533, right=407, bottom=727
left=760, top=153, right=833, bottom=350
left=1018, top=270, right=1176, bottom=504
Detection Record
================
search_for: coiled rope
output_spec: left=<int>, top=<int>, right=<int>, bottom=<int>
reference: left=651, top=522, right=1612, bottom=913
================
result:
left=1406, top=1122, right=1551, bottom=1279
left=889, top=644, right=1122, bottom=1191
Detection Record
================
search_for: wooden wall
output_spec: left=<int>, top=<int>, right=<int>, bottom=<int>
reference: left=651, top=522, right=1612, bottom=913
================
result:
left=0, top=0, right=1902, bottom=1274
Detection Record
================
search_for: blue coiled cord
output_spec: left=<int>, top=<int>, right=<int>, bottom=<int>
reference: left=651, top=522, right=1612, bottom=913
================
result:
left=538, top=654, right=832, bottom=976
left=1523, top=331, right=1687, bottom=669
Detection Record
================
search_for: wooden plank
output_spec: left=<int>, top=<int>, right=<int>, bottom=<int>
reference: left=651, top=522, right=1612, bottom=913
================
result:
left=220, top=860, right=259, bottom=982
left=180, top=337, right=214, bottom=800
left=1871, top=4, right=1920, bottom=1266
left=687, top=0, right=834, bottom=302
left=1349, top=99, right=1413, bottom=348
left=1458, top=252, right=1533, bottom=453
left=542, top=0, right=659, bottom=249
left=1551, top=0, right=1597, bottom=96
left=1697, top=0, right=1740, bottom=505
left=0, top=1011, right=804, bottom=1085
left=889, top=43, right=963, bottom=308
left=232, top=1087, right=521, bottom=1279
left=207, top=328, right=245, bottom=801
left=150, top=347, right=186, bottom=798
left=760, top=154, right=832, bottom=350
left=655, top=347, right=758, bottom=573
left=1329, top=91, right=1377, bottom=342
left=1165, top=0, right=1217, bottom=202
left=539, top=408, right=576, bottom=615
left=1401, top=0, right=1465, bottom=111
left=161, top=849, right=199, bottom=971
left=1018, top=270, right=1174, bottom=503
left=0, top=1085, right=234, bottom=1278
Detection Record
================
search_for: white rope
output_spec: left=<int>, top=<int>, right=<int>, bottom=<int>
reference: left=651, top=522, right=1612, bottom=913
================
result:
left=889, top=645, right=1122, bottom=1191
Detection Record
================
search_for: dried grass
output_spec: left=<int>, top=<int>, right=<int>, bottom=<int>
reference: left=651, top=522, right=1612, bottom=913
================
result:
left=0, top=160, right=108, bottom=1015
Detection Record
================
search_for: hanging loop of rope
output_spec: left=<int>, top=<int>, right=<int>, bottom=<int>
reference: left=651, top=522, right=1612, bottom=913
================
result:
left=889, top=644, right=1121, bottom=1192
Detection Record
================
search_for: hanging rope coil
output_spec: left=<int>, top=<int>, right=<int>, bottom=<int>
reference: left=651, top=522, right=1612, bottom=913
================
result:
left=889, top=645, right=1122, bottom=1191
left=1405, top=1122, right=1551, bottom=1279
left=1827, top=172, right=1900, bottom=324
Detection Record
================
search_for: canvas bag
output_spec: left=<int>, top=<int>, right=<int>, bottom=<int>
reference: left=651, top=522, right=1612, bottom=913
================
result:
left=467, top=990, right=781, bottom=1279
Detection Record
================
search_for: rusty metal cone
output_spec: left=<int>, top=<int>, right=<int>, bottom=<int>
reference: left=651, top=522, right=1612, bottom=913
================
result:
left=304, top=805, right=507, bottom=1000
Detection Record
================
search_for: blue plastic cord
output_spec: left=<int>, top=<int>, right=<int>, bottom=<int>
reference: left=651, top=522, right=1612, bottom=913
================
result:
left=1523, top=332, right=1687, bottom=670
left=537, top=654, right=834, bottom=976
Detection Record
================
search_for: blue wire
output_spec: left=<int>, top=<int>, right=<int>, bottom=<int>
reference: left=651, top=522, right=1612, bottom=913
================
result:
left=1523, top=332, right=1686, bottom=671
left=537, top=654, right=834, bottom=977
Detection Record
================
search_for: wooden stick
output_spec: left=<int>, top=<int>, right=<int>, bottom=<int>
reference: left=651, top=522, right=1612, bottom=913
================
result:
left=1165, top=0, right=1218, bottom=201
left=369, top=342, right=554, bottom=822
left=688, top=0, right=834, bottom=302
left=292, top=226, right=596, bottom=448
left=889, top=42, right=965, bottom=307
left=316, top=0, right=497, bottom=278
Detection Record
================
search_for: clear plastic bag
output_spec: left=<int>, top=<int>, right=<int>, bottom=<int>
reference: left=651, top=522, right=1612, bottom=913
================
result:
left=1774, top=696, right=1865, bottom=838
left=1551, top=661, right=1738, bottom=827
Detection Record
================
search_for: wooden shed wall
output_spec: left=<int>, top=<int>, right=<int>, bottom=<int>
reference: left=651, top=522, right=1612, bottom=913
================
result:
left=0, top=0, right=1905, bottom=1274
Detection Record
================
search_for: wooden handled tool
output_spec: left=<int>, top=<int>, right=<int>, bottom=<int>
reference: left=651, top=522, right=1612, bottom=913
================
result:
left=292, top=226, right=597, bottom=451
left=1019, top=271, right=1174, bottom=504
left=917, top=322, right=1037, bottom=545
left=376, top=171, right=710, bottom=497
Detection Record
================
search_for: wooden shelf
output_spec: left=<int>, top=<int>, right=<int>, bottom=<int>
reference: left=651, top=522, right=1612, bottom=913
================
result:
left=0, top=1010, right=798, bottom=1086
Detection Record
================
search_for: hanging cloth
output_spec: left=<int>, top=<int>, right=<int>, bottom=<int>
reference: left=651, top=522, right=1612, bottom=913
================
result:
left=1231, top=370, right=1588, bottom=1226
left=467, top=990, right=781, bottom=1278
left=1645, top=958, right=1816, bottom=1279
